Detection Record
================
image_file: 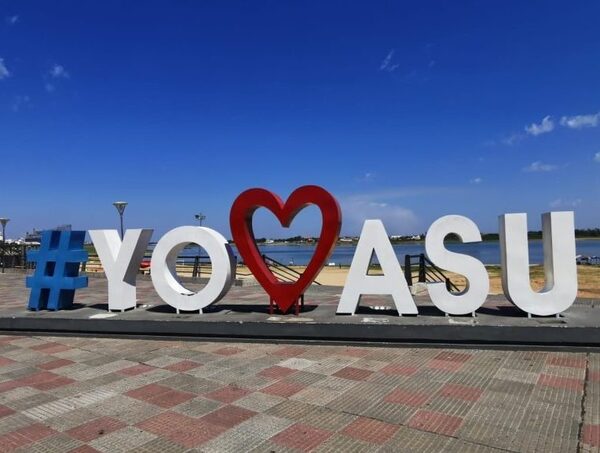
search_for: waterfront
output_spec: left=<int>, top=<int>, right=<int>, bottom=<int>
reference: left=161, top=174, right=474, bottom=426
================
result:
left=180, top=239, right=600, bottom=266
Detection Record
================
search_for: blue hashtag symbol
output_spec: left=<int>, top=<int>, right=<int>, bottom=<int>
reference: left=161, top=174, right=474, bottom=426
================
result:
left=26, top=230, right=88, bottom=311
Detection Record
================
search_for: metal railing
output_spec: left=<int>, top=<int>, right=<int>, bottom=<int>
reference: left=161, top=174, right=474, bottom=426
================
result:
left=261, top=254, right=322, bottom=285
left=404, top=253, right=460, bottom=292
left=0, top=243, right=37, bottom=270
left=81, top=253, right=322, bottom=285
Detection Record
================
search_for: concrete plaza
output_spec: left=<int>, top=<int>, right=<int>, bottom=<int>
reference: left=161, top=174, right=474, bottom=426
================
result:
left=0, top=334, right=598, bottom=452
left=0, top=273, right=599, bottom=347
left=0, top=272, right=599, bottom=451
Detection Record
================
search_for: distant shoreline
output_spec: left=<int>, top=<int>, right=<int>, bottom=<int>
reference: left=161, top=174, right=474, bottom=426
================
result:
left=252, top=236, right=600, bottom=246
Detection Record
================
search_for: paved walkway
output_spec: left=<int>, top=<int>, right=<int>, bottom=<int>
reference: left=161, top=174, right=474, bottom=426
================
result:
left=0, top=334, right=598, bottom=452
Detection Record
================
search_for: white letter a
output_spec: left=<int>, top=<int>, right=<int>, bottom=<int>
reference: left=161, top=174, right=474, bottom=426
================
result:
left=337, top=220, right=417, bottom=315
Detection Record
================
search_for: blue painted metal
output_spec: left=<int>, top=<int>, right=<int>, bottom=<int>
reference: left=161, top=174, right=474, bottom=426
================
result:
left=26, top=230, right=88, bottom=311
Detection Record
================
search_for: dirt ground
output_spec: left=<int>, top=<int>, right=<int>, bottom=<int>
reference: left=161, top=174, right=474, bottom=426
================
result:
left=90, top=262, right=600, bottom=299
left=295, top=265, right=600, bottom=299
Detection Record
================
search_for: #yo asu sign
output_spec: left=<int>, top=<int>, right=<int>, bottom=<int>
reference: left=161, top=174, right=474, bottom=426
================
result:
left=86, top=185, right=576, bottom=317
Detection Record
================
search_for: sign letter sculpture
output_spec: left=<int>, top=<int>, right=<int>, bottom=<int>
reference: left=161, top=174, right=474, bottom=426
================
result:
left=26, top=230, right=88, bottom=311
left=89, top=229, right=153, bottom=311
left=230, top=185, right=341, bottom=313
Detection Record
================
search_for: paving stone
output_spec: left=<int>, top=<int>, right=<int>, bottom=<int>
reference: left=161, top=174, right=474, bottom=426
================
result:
left=17, top=432, right=83, bottom=452
left=172, top=396, right=222, bottom=417
left=128, top=436, right=189, bottom=453
left=270, top=422, right=333, bottom=451
left=0, top=333, right=597, bottom=451
left=315, top=433, right=374, bottom=452
left=90, top=426, right=157, bottom=452
left=379, top=424, right=452, bottom=452
left=342, top=416, right=398, bottom=444
left=234, top=391, right=286, bottom=412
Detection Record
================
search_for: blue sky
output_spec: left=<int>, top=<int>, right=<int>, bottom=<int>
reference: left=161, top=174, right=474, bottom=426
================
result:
left=1, top=1, right=599, bottom=239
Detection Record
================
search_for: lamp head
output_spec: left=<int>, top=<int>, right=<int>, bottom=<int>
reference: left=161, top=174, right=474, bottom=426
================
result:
left=112, top=202, right=128, bottom=215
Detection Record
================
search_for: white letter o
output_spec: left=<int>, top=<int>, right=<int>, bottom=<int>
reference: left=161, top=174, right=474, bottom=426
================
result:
left=151, top=226, right=235, bottom=313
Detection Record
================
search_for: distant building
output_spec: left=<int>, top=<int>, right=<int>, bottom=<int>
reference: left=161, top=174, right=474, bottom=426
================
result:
left=25, top=224, right=72, bottom=243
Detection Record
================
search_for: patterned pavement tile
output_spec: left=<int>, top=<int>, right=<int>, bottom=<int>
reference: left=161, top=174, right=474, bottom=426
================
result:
left=37, top=358, right=74, bottom=371
left=379, top=363, right=420, bottom=376
left=137, top=411, right=226, bottom=448
left=438, top=383, right=484, bottom=402
left=284, top=371, right=327, bottom=386
left=261, top=380, right=306, bottom=398
left=125, top=384, right=195, bottom=408
left=44, top=408, right=100, bottom=432
left=361, top=400, right=417, bottom=425
left=277, top=358, right=317, bottom=370
left=0, top=423, right=56, bottom=451
left=258, top=365, right=297, bottom=380
left=89, top=426, right=157, bottom=452
left=332, top=366, right=374, bottom=381
left=582, top=424, right=600, bottom=448
left=384, top=388, right=430, bottom=407
left=538, top=373, right=585, bottom=391
left=379, top=424, right=452, bottom=452
left=127, top=436, right=188, bottom=453
left=314, top=433, right=373, bottom=452
left=66, top=416, right=127, bottom=442
left=163, top=360, right=201, bottom=373
left=199, top=404, right=256, bottom=428
left=298, top=406, right=356, bottom=431
left=408, top=409, right=464, bottom=436
left=118, top=364, right=156, bottom=377
left=172, top=396, right=222, bottom=418
left=342, top=417, right=398, bottom=444
left=205, top=384, right=252, bottom=403
left=234, top=391, right=286, bottom=412
left=493, top=367, right=539, bottom=384
left=270, top=422, right=333, bottom=452
left=0, top=334, right=598, bottom=451
left=20, top=432, right=84, bottom=452
left=86, top=395, right=162, bottom=424
left=288, top=385, right=344, bottom=407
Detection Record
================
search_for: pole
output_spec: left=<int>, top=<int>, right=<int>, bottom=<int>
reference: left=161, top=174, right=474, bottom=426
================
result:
left=0, top=219, right=8, bottom=274
left=112, top=202, right=127, bottom=240
left=1, top=224, right=5, bottom=274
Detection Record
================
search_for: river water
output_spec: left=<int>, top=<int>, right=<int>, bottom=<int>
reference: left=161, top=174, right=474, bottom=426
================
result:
left=181, top=239, right=600, bottom=266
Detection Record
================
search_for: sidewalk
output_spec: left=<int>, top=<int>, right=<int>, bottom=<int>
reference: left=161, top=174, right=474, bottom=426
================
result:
left=0, top=334, right=598, bottom=452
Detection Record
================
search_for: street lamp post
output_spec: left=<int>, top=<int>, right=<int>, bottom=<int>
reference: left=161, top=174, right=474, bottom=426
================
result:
left=195, top=213, right=206, bottom=226
left=0, top=218, right=9, bottom=274
left=112, top=202, right=128, bottom=239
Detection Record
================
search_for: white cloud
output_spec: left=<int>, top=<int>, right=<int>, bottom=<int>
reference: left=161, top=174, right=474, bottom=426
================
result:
left=501, top=133, right=524, bottom=146
left=356, top=172, right=376, bottom=182
left=523, top=161, right=558, bottom=172
left=380, top=50, right=399, bottom=72
left=0, top=58, right=10, bottom=80
left=50, top=64, right=70, bottom=79
left=560, top=112, right=600, bottom=129
left=11, top=95, right=30, bottom=112
left=6, top=15, right=19, bottom=25
left=549, top=198, right=582, bottom=208
left=525, top=116, right=555, bottom=136
left=342, top=198, right=418, bottom=235
left=470, top=177, right=482, bottom=184
left=338, top=186, right=459, bottom=235
left=594, top=152, right=600, bottom=163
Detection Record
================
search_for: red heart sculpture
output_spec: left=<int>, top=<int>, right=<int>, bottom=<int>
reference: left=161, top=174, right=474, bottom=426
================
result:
left=230, top=185, right=341, bottom=314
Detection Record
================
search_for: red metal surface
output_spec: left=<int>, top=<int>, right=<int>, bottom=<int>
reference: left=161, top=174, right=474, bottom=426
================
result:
left=230, top=185, right=341, bottom=313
